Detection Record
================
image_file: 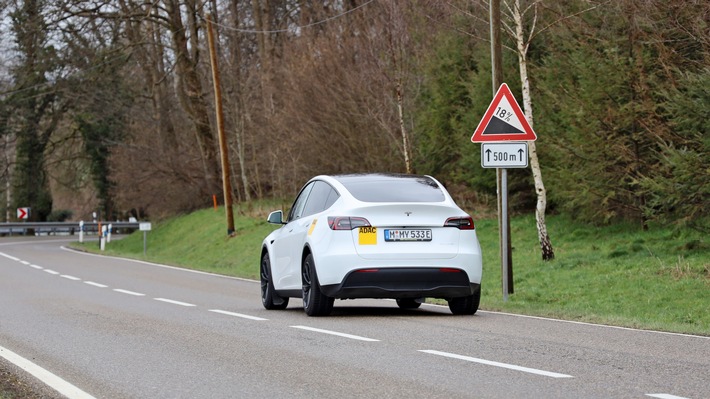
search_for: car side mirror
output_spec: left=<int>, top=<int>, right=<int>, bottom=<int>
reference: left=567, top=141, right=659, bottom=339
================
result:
left=267, top=210, right=285, bottom=225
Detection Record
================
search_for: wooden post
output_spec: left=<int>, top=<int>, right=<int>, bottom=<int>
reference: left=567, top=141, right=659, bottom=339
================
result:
left=206, top=14, right=235, bottom=236
left=490, top=0, right=513, bottom=300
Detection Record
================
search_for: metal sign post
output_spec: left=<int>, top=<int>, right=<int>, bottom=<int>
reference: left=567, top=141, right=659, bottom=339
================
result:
left=472, top=83, right=537, bottom=301
left=501, top=169, right=509, bottom=302
left=139, top=223, right=152, bottom=256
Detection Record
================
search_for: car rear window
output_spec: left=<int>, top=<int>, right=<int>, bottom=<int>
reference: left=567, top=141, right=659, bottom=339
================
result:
left=335, top=174, right=446, bottom=203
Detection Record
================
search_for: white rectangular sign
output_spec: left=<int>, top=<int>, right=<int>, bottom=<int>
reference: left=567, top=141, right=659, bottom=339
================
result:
left=16, top=207, right=30, bottom=220
left=139, top=222, right=152, bottom=231
left=481, top=142, right=528, bottom=168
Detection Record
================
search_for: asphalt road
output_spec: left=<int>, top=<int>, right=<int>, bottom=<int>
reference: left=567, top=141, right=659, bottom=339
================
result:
left=1, top=237, right=708, bottom=399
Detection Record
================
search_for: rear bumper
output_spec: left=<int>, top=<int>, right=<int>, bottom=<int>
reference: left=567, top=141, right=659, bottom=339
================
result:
left=320, top=267, right=479, bottom=300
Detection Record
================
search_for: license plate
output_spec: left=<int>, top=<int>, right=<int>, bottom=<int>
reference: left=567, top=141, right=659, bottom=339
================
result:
left=384, top=229, right=432, bottom=242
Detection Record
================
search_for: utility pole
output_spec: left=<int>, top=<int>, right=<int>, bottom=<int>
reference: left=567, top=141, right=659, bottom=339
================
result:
left=206, top=14, right=235, bottom=236
left=490, top=0, right=513, bottom=300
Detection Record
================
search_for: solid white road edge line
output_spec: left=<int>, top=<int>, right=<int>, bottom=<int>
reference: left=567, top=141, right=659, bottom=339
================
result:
left=474, top=309, right=710, bottom=340
left=61, top=246, right=256, bottom=283
left=113, top=289, right=145, bottom=296
left=646, top=394, right=691, bottom=399
left=154, top=298, right=196, bottom=307
left=209, top=309, right=268, bottom=321
left=0, top=345, right=96, bottom=399
left=291, top=325, right=380, bottom=342
left=419, top=349, right=573, bottom=379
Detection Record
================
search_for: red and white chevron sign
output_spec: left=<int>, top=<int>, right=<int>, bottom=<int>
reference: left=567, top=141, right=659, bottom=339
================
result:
left=17, top=207, right=29, bottom=220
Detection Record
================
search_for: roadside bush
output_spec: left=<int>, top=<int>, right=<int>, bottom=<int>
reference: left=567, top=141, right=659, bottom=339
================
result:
left=47, top=209, right=73, bottom=222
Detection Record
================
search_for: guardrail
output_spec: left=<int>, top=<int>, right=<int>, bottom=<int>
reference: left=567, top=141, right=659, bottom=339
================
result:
left=0, top=222, right=141, bottom=236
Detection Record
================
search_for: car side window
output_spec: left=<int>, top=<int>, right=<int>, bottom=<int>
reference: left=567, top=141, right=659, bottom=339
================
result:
left=288, top=182, right=315, bottom=222
left=323, top=186, right=340, bottom=210
left=301, top=181, right=339, bottom=218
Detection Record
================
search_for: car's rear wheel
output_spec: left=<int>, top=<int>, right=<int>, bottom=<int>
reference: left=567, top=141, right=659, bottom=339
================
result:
left=396, top=299, right=422, bottom=309
left=261, top=253, right=288, bottom=310
left=302, top=253, right=334, bottom=316
left=448, top=286, right=481, bottom=315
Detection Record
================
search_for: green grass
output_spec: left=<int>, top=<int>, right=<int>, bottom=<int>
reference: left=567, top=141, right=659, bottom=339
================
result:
left=73, top=203, right=710, bottom=336
left=476, top=216, right=710, bottom=335
left=76, top=202, right=284, bottom=281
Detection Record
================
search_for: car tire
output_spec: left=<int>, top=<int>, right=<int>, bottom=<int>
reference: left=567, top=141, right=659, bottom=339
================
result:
left=261, top=253, right=289, bottom=310
left=448, top=286, right=481, bottom=315
left=396, top=299, right=422, bottom=309
left=302, top=253, right=334, bottom=316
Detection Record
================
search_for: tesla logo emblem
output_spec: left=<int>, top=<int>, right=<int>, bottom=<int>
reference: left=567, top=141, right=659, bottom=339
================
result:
left=405, top=212, right=412, bottom=216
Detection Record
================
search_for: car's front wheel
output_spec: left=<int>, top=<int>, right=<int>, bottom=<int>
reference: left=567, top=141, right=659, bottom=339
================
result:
left=302, top=253, right=334, bottom=316
left=448, top=286, right=481, bottom=315
left=261, top=253, right=288, bottom=310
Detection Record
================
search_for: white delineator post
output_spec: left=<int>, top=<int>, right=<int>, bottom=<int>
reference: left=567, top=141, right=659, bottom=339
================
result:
left=100, top=226, right=107, bottom=251
left=79, top=221, right=84, bottom=243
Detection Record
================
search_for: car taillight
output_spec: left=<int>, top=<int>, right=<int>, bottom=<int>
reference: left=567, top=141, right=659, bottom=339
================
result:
left=328, top=217, right=371, bottom=230
left=444, top=216, right=475, bottom=230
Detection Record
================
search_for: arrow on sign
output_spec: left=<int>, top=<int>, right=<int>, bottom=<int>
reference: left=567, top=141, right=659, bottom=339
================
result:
left=480, top=142, right=528, bottom=168
left=17, top=208, right=29, bottom=220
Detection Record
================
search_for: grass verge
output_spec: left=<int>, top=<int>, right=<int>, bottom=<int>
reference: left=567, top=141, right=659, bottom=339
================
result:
left=73, top=202, right=709, bottom=336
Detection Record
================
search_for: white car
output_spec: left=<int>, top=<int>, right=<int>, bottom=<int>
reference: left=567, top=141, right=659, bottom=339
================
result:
left=260, top=174, right=483, bottom=316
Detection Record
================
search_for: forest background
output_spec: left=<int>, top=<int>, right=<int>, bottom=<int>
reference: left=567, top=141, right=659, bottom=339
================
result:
left=0, top=0, right=708, bottom=236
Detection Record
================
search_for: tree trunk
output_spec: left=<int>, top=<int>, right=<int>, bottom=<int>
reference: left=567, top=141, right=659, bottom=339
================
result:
left=229, top=0, right=251, bottom=201
left=384, top=2, right=413, bottom=174
left=395, top=76, right=412, bottom=174
left=251, top=0, right=276, bottom=114
left=513, top=0, right=554, bottom=261
left=165, top=0, right=221, bottom=197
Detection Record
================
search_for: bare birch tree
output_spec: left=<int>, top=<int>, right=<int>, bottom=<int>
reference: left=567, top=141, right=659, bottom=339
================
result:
left=502, top=0, right=605, bottom=260
left=502, top=0, right=554, bottom=260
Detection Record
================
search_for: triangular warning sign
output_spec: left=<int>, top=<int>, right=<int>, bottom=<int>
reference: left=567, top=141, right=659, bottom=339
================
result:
left=471, top=83, right=537, bottom=142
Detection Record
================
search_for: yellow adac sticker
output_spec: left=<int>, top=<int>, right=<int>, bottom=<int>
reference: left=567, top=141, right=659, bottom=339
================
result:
left=358, top=226, right=377, bottom=245
left=308, top=219, right=318, bottom=236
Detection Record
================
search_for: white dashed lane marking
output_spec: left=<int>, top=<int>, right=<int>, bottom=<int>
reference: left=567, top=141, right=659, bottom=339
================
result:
left=113, top=289, right=145, bottom=296
left=209, top=309, right=268, bottom=321
left=419, top=350, right=573, bottom=378
left=154, top=298, right=196, bottom=307
left=291, top=325, right=380, bottom=342
left=84, top=281, right=108, bottom=288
